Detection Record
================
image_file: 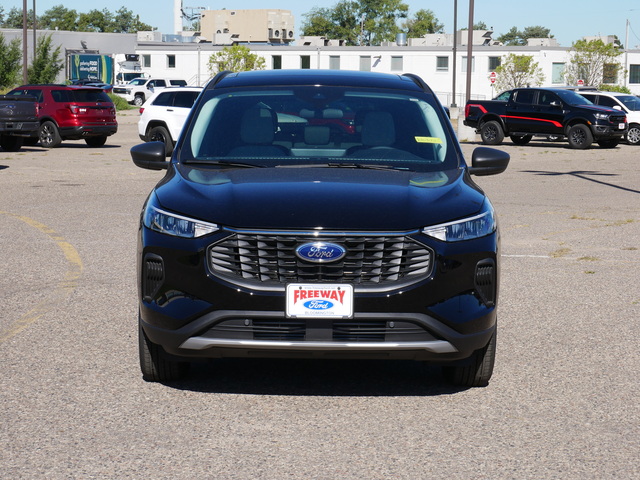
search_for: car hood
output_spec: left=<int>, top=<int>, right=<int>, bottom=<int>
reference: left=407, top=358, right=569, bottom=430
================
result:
left=576, top=104, right=623, bottom=115
left=154, top=165, right=486, bottom=231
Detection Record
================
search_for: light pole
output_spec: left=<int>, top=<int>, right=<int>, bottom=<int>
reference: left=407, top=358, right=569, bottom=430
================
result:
left=465, top=0, right=475, bottom=106
left=22, top=0, right=28, bottom=83
left=451, top=0, right=457, bottom=108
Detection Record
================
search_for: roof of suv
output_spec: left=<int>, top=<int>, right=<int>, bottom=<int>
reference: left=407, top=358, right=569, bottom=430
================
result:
left=208, top=69, right=428, bottom=92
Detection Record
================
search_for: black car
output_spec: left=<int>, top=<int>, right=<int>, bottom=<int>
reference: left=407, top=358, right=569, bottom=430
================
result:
left=131, top=69, right=510, bottom=387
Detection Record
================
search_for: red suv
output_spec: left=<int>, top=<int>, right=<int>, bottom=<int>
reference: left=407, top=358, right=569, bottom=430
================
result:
left=8, top=84, right=118, bottom=148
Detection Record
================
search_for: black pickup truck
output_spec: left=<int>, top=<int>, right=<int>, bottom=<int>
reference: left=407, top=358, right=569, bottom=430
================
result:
left=0, top=94, right=39, bottom=151
left=464, top=87, right=628, bottom=149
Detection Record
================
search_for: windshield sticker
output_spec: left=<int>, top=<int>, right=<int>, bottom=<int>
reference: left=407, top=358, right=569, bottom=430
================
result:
left=414, top=136, right=443, bottom=144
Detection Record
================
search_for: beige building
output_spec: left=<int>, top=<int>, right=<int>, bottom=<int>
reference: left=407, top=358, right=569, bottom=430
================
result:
left=200, top=9, right=294, bottom=45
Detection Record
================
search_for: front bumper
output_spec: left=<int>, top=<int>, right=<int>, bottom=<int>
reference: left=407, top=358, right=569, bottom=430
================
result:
left=591, top=121, right=627, bottom=139
left=138, top=225, right=500, bottom=363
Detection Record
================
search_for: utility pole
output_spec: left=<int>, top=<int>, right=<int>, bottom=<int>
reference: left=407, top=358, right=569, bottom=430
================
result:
left=451, top=0, right=457, bottom=107
left=465, top=0, right=474, bottom=105
left=22, top=0, right=28, bottom=83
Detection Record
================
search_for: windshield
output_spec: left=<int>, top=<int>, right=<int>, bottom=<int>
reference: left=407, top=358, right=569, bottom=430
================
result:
left=617, top=95, right=640, bottom=111
left=556, top=89, right=593, bottom=105
left=180, top=86, right=458, bottom=172
left=129, top=78, right=147, bottom=86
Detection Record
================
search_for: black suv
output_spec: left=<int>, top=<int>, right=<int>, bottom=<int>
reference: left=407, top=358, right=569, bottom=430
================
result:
left=131, top=70, right=510, bottom=387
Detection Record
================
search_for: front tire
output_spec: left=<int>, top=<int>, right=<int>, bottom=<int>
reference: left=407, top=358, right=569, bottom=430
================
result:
left=39, top=121, right=62, bottom=148
left=443, top=330, right=496, bottom=387
left=626, top=124, right=640, bottom=145
left=134, top=94, right=145, bottom=107
left=139, top=319, right=189, bottom=382
left=510, top=134, right=532, bottom=145
left=567, top=124, right=593, bottom=149
left=0, top=135, right=23, bottom=152
left=148, top=125, right=174, bottom=156
left=479, top=120, right=505, bottom=145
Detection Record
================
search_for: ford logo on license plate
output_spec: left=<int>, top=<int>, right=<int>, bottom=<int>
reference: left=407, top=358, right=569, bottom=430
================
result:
left=295, top=242, right=346, bottom=263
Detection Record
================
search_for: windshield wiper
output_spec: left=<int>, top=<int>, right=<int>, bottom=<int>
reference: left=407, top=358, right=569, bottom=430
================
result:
left=276, top=163, right=408, bottom=171
left=189, top=159, right=263, bottom=168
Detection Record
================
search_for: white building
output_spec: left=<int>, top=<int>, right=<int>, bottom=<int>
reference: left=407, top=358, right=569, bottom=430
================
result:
left=134, top=41, right=640, bottom=104
left=3, top=27, right=640, bottom=103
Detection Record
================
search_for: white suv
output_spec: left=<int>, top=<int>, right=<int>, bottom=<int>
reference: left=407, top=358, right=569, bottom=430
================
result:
left=113, top=78, right=188, bottom=106
left=138, top=86, right=202, bottom=156
left=580, top=91, right=640, bottom=145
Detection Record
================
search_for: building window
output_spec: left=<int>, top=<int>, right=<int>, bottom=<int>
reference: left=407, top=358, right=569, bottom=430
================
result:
left=603, top=63, right=618, bottom=84
left=390, top=56, right=403, bottom=72
left=360, top=56, right=371, bottom=71
left=329, top=56, right=340, bottom=70
left=142, top=54, right=151, bottom=68
left=630, top=65, right=640, bottom=84
left=462, top=56, right=475, bottom=73
left=488, top=56, right=501, bottom=71
left=301, top=56, right=311, bottom=69
left=272, top=55, right=282, bottom=70
left=167, top=55, right=176, bottom=69
left=436, top=56, right=449, bottom=72
left=552, top=63, right=565, bottom=84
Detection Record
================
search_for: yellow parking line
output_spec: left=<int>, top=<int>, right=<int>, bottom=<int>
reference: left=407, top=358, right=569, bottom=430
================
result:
left=0, top=212, right=83, bottom=342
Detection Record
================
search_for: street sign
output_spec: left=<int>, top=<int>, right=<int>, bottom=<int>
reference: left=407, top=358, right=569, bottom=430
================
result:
left=489, top=71, right=496, bottom=84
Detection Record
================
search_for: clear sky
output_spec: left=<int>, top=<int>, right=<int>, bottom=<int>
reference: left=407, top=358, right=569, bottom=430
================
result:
left=3, top=0, right=640, bottom=48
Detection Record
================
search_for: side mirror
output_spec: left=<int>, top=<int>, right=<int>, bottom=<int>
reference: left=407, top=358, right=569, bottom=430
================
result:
left=468, top=147, right=510, bottom=176
left=130, top=142, right=169, bottom=170
left=613, top=105, right=623, bottom=111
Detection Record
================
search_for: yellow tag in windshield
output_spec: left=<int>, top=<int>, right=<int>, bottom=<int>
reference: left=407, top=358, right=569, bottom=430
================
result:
left=415, top=136, right=443, bottom=144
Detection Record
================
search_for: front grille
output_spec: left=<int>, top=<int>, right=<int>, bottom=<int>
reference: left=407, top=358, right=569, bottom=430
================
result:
left=610, top=115, right=626, bottom=124
left=203, top=318, right=439, bottom=343
left=208, top=232, right=433, bottom=290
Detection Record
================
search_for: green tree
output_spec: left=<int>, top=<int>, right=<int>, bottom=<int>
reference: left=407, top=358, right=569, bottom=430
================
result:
left=301, top=0, right=411, bottom=46
left=108, top=7, right=153, bottom=33
left=78, top=9, right=113, bottom=32
left=494, top=53, right=545, bottom=91
left=564, top=39, right=623, bottom=86
left=27, top=34, right=64, bottom=84
left=39, top=5, right=78, bottom=31
left=497, top=25, right=553, bottom=46
left=208, top=45, right=266, bottom=75
left=403, top=9, right=444, bottom=37
left=2, top=7, right=37, bottom=29
left=0, top=32, right=22, bottom=89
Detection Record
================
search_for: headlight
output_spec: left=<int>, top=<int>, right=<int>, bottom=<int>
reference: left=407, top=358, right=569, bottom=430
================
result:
left=593, top=113, right=609, bottom=120
left=422, top=203, right=496, bottom=242
left=143, top=205, right=218, bottom=238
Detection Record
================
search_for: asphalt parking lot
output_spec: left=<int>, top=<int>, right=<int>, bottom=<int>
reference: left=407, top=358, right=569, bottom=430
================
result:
left=1, top=111, right=639, bottom=479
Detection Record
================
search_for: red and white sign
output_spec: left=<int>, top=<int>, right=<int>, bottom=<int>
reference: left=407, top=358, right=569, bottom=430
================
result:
left=489, top=71, right=497, bottom=84
left=577, top=79, right=585, bottom=86
left=286, top=284, right=353, bottom=318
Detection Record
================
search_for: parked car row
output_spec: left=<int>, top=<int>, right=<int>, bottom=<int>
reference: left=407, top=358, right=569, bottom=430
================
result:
left=465, top=87, right=639, bottom=148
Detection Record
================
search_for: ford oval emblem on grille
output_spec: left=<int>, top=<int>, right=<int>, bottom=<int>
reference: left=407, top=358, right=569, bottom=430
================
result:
left=295, top=242, right=346, bottom=263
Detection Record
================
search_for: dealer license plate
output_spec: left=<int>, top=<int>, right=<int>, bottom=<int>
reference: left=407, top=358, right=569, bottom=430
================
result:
left=286, top=284, right=353, bottom=318
left=619, top=123, right=625, bottom=130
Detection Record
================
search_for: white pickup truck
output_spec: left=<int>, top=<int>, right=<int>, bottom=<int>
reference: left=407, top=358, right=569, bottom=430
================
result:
left=112, top=77, right=187, bottom=106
